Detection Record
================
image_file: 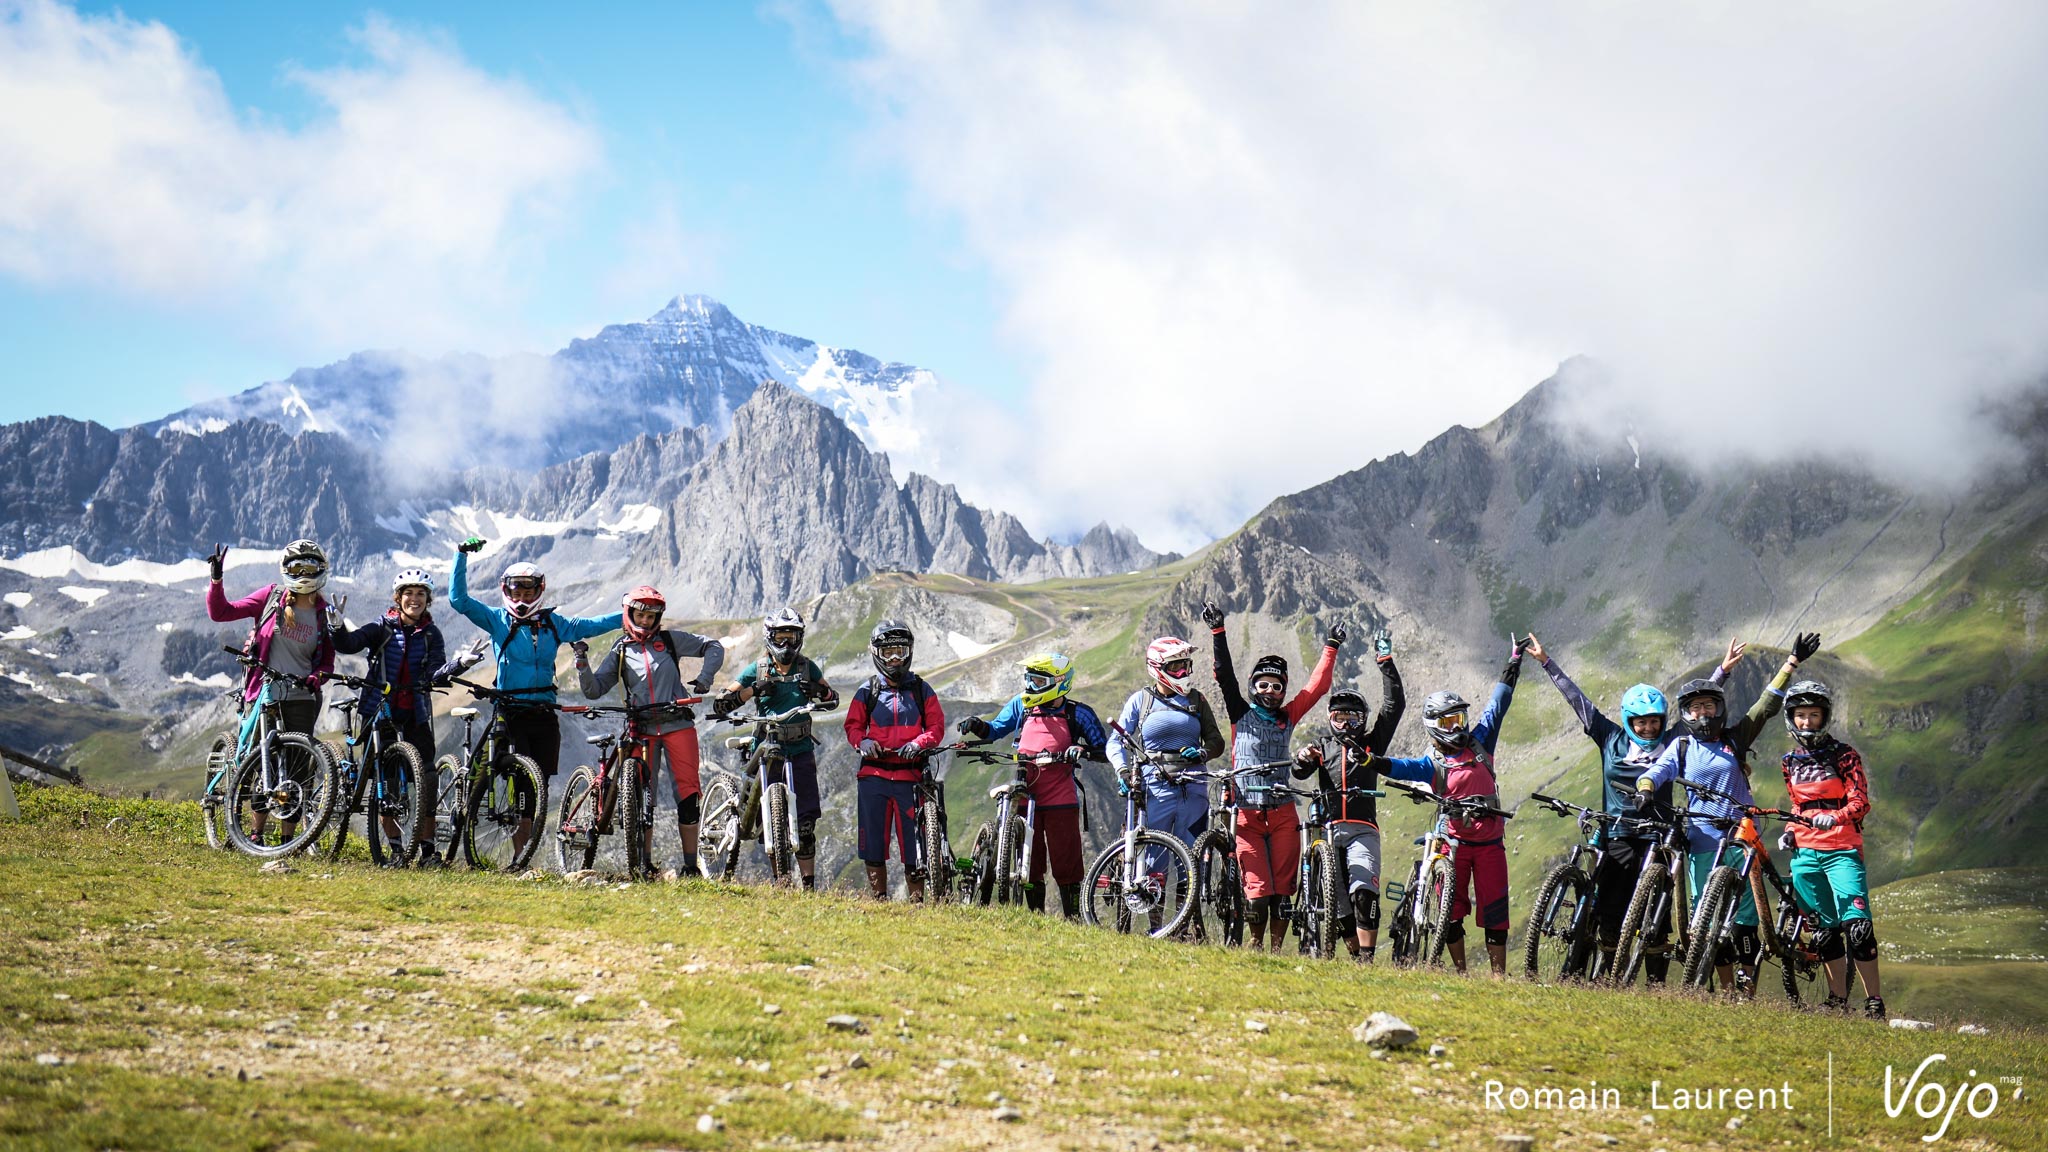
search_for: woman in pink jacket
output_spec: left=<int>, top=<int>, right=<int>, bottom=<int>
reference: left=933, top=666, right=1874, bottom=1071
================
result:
left=206, top=540, right=338, bottom=753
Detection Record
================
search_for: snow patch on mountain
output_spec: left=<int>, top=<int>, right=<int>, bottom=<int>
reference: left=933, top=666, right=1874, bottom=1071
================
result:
left=0, top=546, right=284, bottom=586
left=58, top=587, right=110, bottom=606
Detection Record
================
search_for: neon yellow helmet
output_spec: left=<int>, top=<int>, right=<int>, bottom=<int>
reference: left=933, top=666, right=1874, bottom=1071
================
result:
left=1019, top=652, right=1075, bottom=709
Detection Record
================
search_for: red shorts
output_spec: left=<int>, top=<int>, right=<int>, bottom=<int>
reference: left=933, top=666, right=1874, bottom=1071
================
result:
left=1029, top=806, right=1084, bottom=887
left=1450, top=839, right=1510, bottom=931
left=638, top=728, right=701, bottom=802
left=1235, top=803, right=1301, bottom=900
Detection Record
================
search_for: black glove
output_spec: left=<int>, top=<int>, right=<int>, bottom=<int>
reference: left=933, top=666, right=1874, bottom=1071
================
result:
left=1777, top=829, right=1797, bottom=852
left=457, top=537, right=486, bottom=554
left=1500, top=641, right=1524, bottom=688
left=206, top=542, right=227, bottom=582
left=686, top=679, right=709, bottom=697
left=1629, top=788, right=1652, bottom=811
left=1294, top=745, right=1324, bottom=769
left=957, top=716, right=990, bottom=740
left=713, top=688, right=744, bottom=717
left=1200, top=601, right=1225, bottom=630
left=1792, top=632, right=1821, bottom=664
left=570, top=640, right=589, bottom=663
left=1325, top=620, right=1347, bottom=648
left=1063, top=745, right=1088, bottom=765
left=804, top=679, right=835, bottom=703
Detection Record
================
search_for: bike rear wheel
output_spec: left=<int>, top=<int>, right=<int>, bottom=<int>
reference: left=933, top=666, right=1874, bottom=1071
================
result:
left=699, top=776, right=742, bottom=881
left=1080, top=832, right=1197, bottom=938
left=1304, top=839, right=1342, bottom=959
left=368, top=740, right=426, bottom=868
left=224, top=732, right=338, bottom=859
left=554, top=766, right=603, bottom=873
left=313, top=752, right=366, bottom=862
left=463, top=754, right=545, bottom=872
left=995, top=812, right=1029, bottom=906
left=1418, top=855, right=1456, bottom=967
left=201, top=734, right=235, bottom=851
left=966, top=822, right=997, bottom=906
left=425, top=755, right=465, bottom=867
left=1683, top=866, right=1741, bottom=989
left=1191, top=829, right=1244, bottom=946
left=1523, top=864, right=1594, bottom=982
left=762, top=782, right=795, bottom=883
left=1614, top=861, right=1671, bottom=988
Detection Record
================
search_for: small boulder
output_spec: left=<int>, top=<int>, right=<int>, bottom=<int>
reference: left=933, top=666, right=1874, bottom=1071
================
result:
left=826, top=1014, right=866, bottom=1032
left=1496, top=1137, right=1535, bottom=1152
left=763, top=1004, right=783, bottom=1016
left=992, top=1106, right=1023, bottom=1122
left=1957, top=1023, right=1990, bottom=1035
left=848, top=1053, right=870, bottom=1070
left=1889, top=1018, right=1936, bottom=1031
left=696, top=1114, right=722, bottom=1133
left=1353, top=1012, right=1419, bottom=1049
left=1245, top=1019, right=1269, bottom=1033
left=258, top=860, right=293, bottom=875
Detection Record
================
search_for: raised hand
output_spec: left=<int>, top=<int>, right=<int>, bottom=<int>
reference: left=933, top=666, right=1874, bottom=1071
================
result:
left=1324, top=619, right=1348, bottom=648
left=326, top=594, right=348, bottom=628
left=1200, top=601, right=1225, bottom=630
left=205, top=543, right=228, bottom=582
left=1373, top=629, right=1393, bottom=663
left=457, top=537, right=486, bottom=554
left=1791, top=632, right=1822, bottom=664
left=1521, top=633, right=1548, bottom=664
left=1721, top=637, right=1748, bottom=674
left=570, top=639, right=589, bottom=663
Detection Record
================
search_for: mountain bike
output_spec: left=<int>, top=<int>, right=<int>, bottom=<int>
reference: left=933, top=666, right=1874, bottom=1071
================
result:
left=953, top=746, right=1100, bottom=908
left=1080, top=724, right=1199, bottom=938
left=916, top=746, right=967, bottom=904
left=1287, top=780, right=1383, bottom=960
left=1747, top=818, right=1832, bottom=1005
left=1519, top=792, right=1632, bottom=983
left=1188, top=764, right=1256, bottom=946
left=1609, top=796, right=1693, bottom=989
left=700, top=703, right=836, bottom=886
left=443, top=678, right=553, bottom=872
left=552, top=699, right=703, bottom=879
left=219, top=649, right=340, bottom=859
left=1379, top=779, right=1514, bottom=967
left=311, top=671, right=427, bottom=867
left=1675, top=778, right=1815, bottom=993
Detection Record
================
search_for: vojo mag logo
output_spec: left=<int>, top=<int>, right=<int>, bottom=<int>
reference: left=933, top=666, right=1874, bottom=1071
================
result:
left=1884, top=1053, right=2008, bottom=1143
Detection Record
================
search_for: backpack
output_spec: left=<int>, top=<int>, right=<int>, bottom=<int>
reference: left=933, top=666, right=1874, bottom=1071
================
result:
left=507, top=608, right=562, bottom=646
left=858, top=673, right=937, bottom=725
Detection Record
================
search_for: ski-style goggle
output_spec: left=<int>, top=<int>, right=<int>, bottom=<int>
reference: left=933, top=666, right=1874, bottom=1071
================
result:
left=1158, top=658, right=1193, bottom=679
left=1251, top=675, right=1287, bottom=694
left=1427, top=710, right=1469, bottom=732
left=282, top=559, right=326, bottom=579
left=501, top=577, right=544, bottom=594
left=876, top=642, right=912, bottom=663
left=1024, top=670, right=1059, bottom=692
left=768, top=628, right=803, bottom=647
left=626, top=600, right=663, bottom=615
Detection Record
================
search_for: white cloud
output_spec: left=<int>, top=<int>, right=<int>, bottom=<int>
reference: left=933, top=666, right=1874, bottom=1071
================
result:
left=829, top=1, right=2048, bottom=551
left=0, top=0, right=601, bottom=350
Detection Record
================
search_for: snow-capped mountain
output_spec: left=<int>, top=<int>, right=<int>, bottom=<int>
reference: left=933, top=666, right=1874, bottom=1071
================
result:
left=143, top=295, right=938, bottom=475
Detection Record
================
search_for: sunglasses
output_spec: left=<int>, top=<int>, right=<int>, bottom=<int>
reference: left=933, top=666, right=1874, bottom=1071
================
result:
left=1251, top=677, right=1286, bottom=694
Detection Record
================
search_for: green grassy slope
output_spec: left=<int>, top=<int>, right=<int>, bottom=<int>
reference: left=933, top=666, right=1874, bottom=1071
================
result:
left=3, top=788, right=2043, bottom=1152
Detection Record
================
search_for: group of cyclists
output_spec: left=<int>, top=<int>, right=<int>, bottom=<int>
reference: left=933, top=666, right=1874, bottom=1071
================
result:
left=202, top=534, right=1887, bottom=1021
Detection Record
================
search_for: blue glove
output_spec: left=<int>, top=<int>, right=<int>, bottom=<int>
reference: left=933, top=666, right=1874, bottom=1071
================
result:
left=1179, top=746, right=1204, bottom=763
left=1374, top=629, right=1393, bottom=662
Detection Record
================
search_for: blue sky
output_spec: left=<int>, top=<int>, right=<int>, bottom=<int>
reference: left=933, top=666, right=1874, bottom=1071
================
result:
left=0, top=1, right=1021, bottom=429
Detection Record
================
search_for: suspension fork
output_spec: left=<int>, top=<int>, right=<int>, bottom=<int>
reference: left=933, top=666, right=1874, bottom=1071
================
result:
left=1020, top=795, right=1038, bottom=884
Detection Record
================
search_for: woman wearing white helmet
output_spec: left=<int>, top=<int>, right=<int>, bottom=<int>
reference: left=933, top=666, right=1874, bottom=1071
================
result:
left=333, top=568, right=479, bottom=865
left=1106, top=635, right=1226, bottom=859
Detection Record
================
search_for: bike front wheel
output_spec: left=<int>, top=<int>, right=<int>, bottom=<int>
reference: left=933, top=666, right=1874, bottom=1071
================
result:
left=619, top=757, right=647, bottom=880
left=917, top=796, right=951, bottom=904
left=699, top=776, right=743, bottom=881
left=201, top=734, right=235, bottom=851
left=425, top=755, right=466, bottom=867
left=1080, top=832, right=1197, bottom=939
left=368, top=739, right=426, bottom=868
left=1303, top=839, right=1342, bottom=960
left=994, top=812, right=1027, bottom=906
left=1614, top=861, right=1671, bottom=989
left=1190, top=829, right=1244, bottom=946
left=224, top=732, right=338, bottom=859
left=1523, top=864, right=1594, bottom=983
left=1683, top=866, right=1741, bottom=989
left=313, top=751, right=367, bottom=862
left=761, top=781, right=795, bottom=883
left=463, top=754, right=545, bottom=872
left=1418, top=855, right=1456, bottom=968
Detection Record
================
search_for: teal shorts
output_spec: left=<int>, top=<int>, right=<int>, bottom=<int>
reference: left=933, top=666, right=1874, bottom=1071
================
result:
left=1790, top=847, right=1871, bottom=927
left=1687, top=844, right=1757, bottom=927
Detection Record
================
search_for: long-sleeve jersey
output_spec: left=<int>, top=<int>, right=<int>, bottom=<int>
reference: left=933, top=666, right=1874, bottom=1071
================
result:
left=1538, top=657, right=1730, bottom=842
left=1211, top=628, right=1337, bottom=805
left=976, top=695, right=1108, bottom=807
left=208, top=581, right=333, bottom=704
left=579, top=629, right=725, bottom=735
left=1299, top=656, right=1407, bottom=825
left=1107, top=687, right=1226, bottom=782
left=1376, top=679, right=1515, bottom=842
left=447, top=550, right=621, bottom=702
left=1637, top=666, right=1794, bottom=853
left=844, top=674, right=947, bottom=783
left=1781, top=738, right=1871, bottom=851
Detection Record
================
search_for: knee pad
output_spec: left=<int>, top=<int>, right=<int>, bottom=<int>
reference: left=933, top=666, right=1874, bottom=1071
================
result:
left=1484, top=928, right=1508, bottom=948
left=675, top=795, right=700, bottom=825
left=1734, top=926, right=1761, bottom=966
left=796, top=818, right=818, bottom=859
left=1442, top=920, right=1466, bottom=947
left=1846, top=919, right=1878, bottom=962
left=1351, top=890, right=1379, bottom=931
left=1816, top=926, right=1847, bottom=962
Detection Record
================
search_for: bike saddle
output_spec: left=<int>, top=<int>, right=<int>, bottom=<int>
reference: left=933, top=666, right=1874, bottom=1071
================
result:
left=451, top=707, right=480, bottom=720
left=584, top=734, right=615, bottom=747
left=1412, top=836, right=1427, bottom=845
left=723, top=735, right=754, bottom=750
left=989, top=780, right=1028, bottom=800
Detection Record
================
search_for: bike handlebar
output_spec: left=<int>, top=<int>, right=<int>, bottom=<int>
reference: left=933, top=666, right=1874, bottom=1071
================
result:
left=222, top=645, right=315, bottom=690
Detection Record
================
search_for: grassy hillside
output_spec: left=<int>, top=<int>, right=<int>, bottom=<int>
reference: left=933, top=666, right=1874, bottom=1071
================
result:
left=3, top=788, right=2043, bottom=1152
